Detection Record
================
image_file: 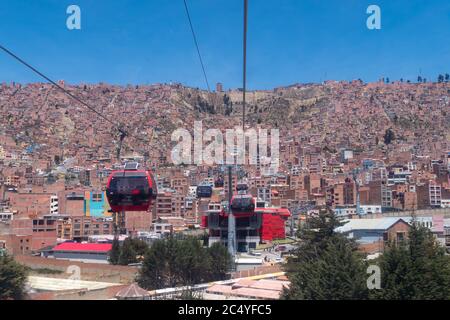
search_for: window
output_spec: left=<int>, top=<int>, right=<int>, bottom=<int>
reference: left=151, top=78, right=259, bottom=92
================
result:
left=397, top=232, right=405, bottom=242
left=92, top=193, right=102, bottom=202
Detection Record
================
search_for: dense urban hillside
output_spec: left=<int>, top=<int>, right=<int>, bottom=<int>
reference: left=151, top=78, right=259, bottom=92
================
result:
left=0, top=80, right=449, bottom=168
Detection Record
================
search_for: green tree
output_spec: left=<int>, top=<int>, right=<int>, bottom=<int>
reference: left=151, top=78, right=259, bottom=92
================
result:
left=129, top=238, right=150, bottom=258
left=207, top=242, right=231, bottom=281
left=138, top=237, right=230, bottom=290
left=282, top=208, right=369, bottom=300
left=108, top=237, right=120, bottom=265
left=118, top=238, right=138, bottom=265
left=138, top=237, right=181, bottom=289
left=176, top=237, right=211, bottom=285
left=371, top=222, right=450, bottom=299
left=0, top=254, right=28, bottom=300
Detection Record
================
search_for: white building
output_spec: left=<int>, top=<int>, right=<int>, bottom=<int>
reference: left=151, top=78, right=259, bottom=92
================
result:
left=381, top=185, right=392, bottom=208
left=257, top=187, right=271, bottom=204
left=360, top=205, right=382, bottom=215
left=429, top=183, right=442, bottom=207
left=441, top=199, right=450, bottom=209
left=50, top=195, right=59, bottom=215
left=0, top=211, right=13, bottom=222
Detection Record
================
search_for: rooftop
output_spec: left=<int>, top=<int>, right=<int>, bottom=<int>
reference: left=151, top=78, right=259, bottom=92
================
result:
left=115, top=283, right=150, bottom=299
left=28, top=276, right=119, bottom=292
left=53, top=242, right=112, bottom=253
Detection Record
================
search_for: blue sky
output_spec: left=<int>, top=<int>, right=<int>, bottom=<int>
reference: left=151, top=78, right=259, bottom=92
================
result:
left=0, top=0, right=449, bottom=90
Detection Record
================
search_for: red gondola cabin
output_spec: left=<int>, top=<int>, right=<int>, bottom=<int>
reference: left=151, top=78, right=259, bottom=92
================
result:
left=230, top=194, right=255, bottom=214
left=106, top=163, right=157, bottom=212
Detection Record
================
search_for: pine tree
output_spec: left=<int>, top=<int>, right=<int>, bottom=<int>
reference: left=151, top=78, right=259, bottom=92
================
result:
left=118, top=238, right=138, bottom=265
left=129, top=238, right=150, bottom=259
left=0, top=254, right=28, bottom=300
left=207, top=242, right=231, bottom=281
left=371, top=221, right=450, bottom=299
left=108, top=237, right=120, bottom=265
left=176, top=237, right=211, bottom=286
left=282, top=208, right=369, bottom=300
left=369, top=241, right=413, bottom=299
left=138, top=237, right=181, bottom=290
left=138, top=237, right=230, bottom=290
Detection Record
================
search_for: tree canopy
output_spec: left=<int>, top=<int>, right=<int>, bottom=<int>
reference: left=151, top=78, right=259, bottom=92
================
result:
left=0, top=253, right=28, bottom=300
left=137, top=237, right=231, bottom=290
left=282, top=208, right=369, bottom=300
left=109, top=237, right=150, bottom=266
left=371, top=221, right=450, bottom=300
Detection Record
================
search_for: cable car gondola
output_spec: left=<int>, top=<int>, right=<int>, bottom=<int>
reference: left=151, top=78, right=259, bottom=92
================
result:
left=106, top=162, right=157, bottom=212
left=197, top=184, right=213, bottom=198
left=214, top=176, right=224, bottom=188
left=230, top=194, right=255, bottom=214
left=236, top=181, right=248, bottom=192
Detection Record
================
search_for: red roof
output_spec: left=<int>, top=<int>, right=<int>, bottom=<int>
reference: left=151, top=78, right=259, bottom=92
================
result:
left=53, top=242, right=112, bottom=253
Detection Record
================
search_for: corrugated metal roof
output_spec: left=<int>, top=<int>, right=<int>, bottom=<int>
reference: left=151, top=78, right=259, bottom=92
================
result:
left=336, top=216, right=433, bottom=233
left=336, top=218, right=407, bottom=233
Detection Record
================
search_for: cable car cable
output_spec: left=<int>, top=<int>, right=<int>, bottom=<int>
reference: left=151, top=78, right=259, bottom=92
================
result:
left=0, top=44, right=117, bottom=128
left=242, top=0, right=248, bottom=132
left=0, top=44, right=150, bottom=147
left=183, top=0, right=211, bottom=93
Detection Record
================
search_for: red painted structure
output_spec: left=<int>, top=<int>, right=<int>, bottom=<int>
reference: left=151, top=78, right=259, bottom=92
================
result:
left=53, top=242, right=112, bottom=253
left=259, top=208, right=290, bottom=241
left=202, top=204, right=290, bottom=251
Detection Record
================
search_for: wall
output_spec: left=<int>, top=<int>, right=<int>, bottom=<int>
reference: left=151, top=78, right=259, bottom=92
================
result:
left=28, top=285, right=128, bottom=300
left=362, top=208, right=450, bottom=219
left=231, top=265, right=281, bottom=279
left=0, top=234, right=32, bottom=255
left=14, top=255, right=139, bottom=283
